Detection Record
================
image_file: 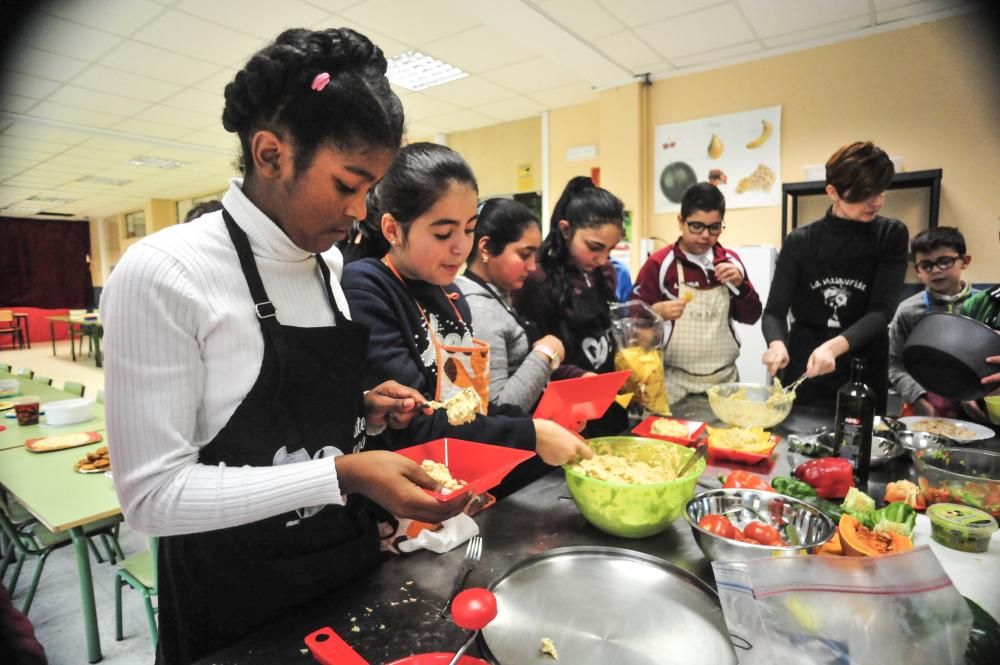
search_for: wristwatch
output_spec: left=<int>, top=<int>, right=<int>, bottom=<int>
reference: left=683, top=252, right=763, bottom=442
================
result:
left=534, top=344, right=561, bottom=370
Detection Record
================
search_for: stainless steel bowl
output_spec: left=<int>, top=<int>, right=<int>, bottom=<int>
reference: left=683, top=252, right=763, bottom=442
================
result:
left=895, top=429, right=949, bottom=454
left=804, top=431, right=905, bottom=467
left=684, top=488, right=836, bottom=562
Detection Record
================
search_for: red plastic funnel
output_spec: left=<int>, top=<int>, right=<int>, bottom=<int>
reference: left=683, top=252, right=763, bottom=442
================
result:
left=305, top=627, right=369, bottom=665
left=395, top=438, right=535, bottom=502
left=533, top=370, right=631, bottom=429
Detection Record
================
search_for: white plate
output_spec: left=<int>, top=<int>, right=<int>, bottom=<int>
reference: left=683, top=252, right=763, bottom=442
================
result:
left=897, top=416, right=995, bottom=442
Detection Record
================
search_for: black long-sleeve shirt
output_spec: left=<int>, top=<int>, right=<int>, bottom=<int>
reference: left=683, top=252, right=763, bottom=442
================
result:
left=762, top=209, right=909, bottom=351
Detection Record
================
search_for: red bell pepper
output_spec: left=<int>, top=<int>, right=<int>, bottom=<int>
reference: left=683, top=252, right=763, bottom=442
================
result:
left=794, top=458, right=854, bottom=499
left=721, top=470, right=772, bottom=492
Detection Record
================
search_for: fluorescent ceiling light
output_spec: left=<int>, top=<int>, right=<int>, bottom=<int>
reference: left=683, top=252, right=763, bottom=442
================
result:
left=78, top=175, right=132, bottom=186
left=387, top=50, right=468, bottom=91
left=3, top=203, right=43, bottom=212
left=126, top=155, right=186, bottom=169
left=27, top=195, right=79, bottom=204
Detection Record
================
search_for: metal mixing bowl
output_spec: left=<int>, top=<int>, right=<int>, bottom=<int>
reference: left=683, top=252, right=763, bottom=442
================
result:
left=706, top=382, right=793, bottom=428
left=895, top=429, right=949, bottom=455
left=685, top=488, right=836, bottom=562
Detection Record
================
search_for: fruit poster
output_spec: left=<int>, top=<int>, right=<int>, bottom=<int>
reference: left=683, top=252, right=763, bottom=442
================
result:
left=653, top=106, right=781, bottom=213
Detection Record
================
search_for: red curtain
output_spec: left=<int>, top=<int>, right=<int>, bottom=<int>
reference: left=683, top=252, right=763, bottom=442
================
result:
left=0, top=217, right=92, bottom=308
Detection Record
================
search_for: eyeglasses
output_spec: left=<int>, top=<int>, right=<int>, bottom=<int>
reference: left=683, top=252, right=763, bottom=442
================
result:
left=684, top=220, right=725, bottom=236
left=914, top=255, right=962, bottom=273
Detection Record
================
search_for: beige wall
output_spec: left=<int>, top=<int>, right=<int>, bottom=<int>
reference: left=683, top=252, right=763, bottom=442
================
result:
left=644, top=12, right=1000, bottom=283
left=448, top=117, right=542, bottom=197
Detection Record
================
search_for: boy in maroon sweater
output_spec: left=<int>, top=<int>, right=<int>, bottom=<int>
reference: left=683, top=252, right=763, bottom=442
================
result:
left=633, top=182, right=762, bottom=402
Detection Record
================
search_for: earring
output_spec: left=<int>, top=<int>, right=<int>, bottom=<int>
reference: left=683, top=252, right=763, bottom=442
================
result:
left=481, top=254, right=489, bottom=263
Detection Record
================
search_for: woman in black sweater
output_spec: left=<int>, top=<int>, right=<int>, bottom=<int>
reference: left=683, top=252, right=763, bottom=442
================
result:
left=761, top=142, right=908, bottom=411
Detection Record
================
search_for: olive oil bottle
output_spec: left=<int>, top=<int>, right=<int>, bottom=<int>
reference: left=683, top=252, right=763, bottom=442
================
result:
left=833, top=358, right=875, bottom=484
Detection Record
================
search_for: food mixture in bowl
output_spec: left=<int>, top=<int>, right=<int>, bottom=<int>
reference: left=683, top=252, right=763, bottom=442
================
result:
left=706, top=381, right=794, bottom=428
left=571, top=442, right=685, bottom=484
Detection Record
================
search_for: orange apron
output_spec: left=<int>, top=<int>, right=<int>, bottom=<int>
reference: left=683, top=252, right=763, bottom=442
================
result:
left=383, top=257, right=489, bottom=414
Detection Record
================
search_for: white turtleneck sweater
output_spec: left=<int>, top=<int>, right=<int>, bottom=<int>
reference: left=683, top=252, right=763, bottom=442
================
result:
left=101, top=179, right=351, bottom=535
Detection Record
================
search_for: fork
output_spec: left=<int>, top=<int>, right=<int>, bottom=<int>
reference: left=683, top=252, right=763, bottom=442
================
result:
left=439, top=535, right=482, bottom=617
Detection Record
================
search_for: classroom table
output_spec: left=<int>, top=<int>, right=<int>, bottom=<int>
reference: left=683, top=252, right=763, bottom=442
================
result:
left=0, top=441, right=120, bottom=663
left=46, top=314, right=104, bottom=368
left=192, top=398, right=999, bottom=665
left=0, top=372, right=105, bottom=451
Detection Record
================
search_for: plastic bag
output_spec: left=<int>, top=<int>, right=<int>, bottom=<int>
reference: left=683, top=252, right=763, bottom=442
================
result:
left=393, top=513, right=480, bottom=554
left=713, top=546, right=972, bottom=665
left=610, top=300, right=670, bottom=416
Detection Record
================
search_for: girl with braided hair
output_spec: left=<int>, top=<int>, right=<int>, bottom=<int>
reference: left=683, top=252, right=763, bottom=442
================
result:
left=101, top=28, right=468, bottom=663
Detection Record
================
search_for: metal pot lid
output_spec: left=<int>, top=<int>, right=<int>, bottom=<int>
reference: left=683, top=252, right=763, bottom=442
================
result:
left=478, top=546, right=738, bottom=665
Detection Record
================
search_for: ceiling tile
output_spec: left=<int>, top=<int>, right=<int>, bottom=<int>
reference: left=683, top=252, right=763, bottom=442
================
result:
left=180, top=129, right=242, bottom=151
left=48, top=153, right=115, bottom=168
left=16, top=14, right=123, bottom=61
left=426, top=108, right=496, bottom=133
left=100, top=41, right=222, bottom=86
left=421, top=75, right=515, bottom=106
left=0, top=186, right=41, bottom=203
left=30, top=101, right=125, bottom=129
left=400, top=93, right=459, bottom=121
left=596, top=0, right=723, bottom=28
left=72, top=65, right=183, bottom=103
left=112, top=118, right=195, bottom=140
left=738, top=0, right=870, bottom=38
left=670, top=41, right=762, bottom=69
left=528, top=81, right=599, bottom=110
left=4, top=46, right=91, bottom=82
left=1, top=123, right=90, bottom=146
left=637, top=4, right=757, bottom=60
left=176, top=0, right=331, bottom=39
left=0, top=135, right=69, bottom=154
left=301, top=0, right=360, bottom=12
left=763, top=15, right=873, bottom=48
left=876, top=0, right=972, bottom=23
left=0, top=146, right=50, bottom=164
left=592, top=30, right=663, bottom=70
left=47, top=85, right=151, bottom=116
left=404, top=120, right=444, bottom=140
left=192, top=68, right=238, bottom=94
left=132, top=11, right=264, bottom=67
left=159, top=87, right=224, bottom=120
left=474, top=95, right=546, bottom=123
left=481, top=57, right=579, bottom=94
left=132, top=104, right=217, bottom=130
left=46, top=0, right=166, bottom=36
left=341, top=0, right=479, bottom=45
left=0, top=94, right=37, bottom=114
left=537, top=0, right=625, bottom=40
left=2, top=73, right=61, bottom=100
left=75, top=137, right=160, bottom=156
left=423, top=25, right=528, bottom=74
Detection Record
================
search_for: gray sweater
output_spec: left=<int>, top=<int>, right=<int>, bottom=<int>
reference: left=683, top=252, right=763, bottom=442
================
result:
left=456, top=275, right=552, bottom=411
left=888, top=283, right=976, bottom=404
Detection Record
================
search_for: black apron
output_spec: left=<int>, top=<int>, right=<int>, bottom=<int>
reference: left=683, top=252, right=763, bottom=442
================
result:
left=156, top=211, right=384, bottom=665
left=782, top=240, right=890, bottom=414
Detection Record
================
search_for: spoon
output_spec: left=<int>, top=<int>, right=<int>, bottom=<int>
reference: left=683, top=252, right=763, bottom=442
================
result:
left=447, top=588, right=498, bottom=665
left=676, top=444, right=707, bottom=479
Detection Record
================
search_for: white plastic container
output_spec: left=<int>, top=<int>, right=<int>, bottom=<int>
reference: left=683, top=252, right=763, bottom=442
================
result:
left=0, top=378, right=19, bottom=398
left=44, top=398, right=96, bottom=426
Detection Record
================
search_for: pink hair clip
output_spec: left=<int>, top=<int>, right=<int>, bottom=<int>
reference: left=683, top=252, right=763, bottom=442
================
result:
left=311, top=72, right=331, bottom=92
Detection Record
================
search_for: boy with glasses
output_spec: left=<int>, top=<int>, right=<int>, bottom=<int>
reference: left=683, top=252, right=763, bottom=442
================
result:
left=633, top=182, right=762, bottom=402
left=888, top=227, right=976, bottom=417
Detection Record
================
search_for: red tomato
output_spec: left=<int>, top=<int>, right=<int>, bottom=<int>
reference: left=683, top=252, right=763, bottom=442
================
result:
left=743, top=521, right=785, bottom=546
left=698, top=514, right=739, bottom=540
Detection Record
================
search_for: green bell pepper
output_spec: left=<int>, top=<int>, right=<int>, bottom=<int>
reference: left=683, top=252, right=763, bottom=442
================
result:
left=771, top=475, right=817, bottom=499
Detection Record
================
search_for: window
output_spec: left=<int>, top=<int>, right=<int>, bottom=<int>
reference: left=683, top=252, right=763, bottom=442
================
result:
left=124, top=210, right=146, bottom=239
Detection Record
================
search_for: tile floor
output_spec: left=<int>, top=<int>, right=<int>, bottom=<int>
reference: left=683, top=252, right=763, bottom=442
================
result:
left=3, top=341, right=154, bottom=665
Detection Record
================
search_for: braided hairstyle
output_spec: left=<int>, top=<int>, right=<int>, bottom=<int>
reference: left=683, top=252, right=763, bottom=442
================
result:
left=540, top=176, right=624, bottom=314
left=222, top=28, right=404, bottom=176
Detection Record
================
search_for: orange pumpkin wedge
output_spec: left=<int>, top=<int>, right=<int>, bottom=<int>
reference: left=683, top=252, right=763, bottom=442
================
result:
left=839, top=514, right=913, bottom=557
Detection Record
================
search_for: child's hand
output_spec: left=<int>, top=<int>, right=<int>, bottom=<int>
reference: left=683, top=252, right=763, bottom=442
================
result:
left=533, top=419, right=593, bottom=466
left=714, top=262, right=744, bottom=288
left=652, top=299, right=687, bottom=321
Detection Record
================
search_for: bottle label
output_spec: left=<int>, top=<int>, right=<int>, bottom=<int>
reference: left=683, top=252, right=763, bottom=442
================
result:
left=838, top=417, right=862, bottom=464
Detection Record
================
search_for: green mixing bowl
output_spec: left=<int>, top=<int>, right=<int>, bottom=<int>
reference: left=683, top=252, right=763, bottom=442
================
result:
left=564, top=436, right=706, bottom=538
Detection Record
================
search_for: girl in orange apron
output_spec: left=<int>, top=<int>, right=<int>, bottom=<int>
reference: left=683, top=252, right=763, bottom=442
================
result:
left=342, top=143, right=591, bottom=478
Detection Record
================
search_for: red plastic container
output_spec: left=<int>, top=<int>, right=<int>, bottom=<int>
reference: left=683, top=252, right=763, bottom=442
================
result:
left=533, top=370, right=631, bottom=430
left=395, top=438, right=536, bottom=502
left=304, top=627, right=487, bottom=665
left=706, top=434, right=780, bottom=465
left=631, top=416, right=706, bottom=446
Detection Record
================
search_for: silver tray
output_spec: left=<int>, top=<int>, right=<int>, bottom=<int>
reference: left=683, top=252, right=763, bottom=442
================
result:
left=478, top=546, right=738, bottom=665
